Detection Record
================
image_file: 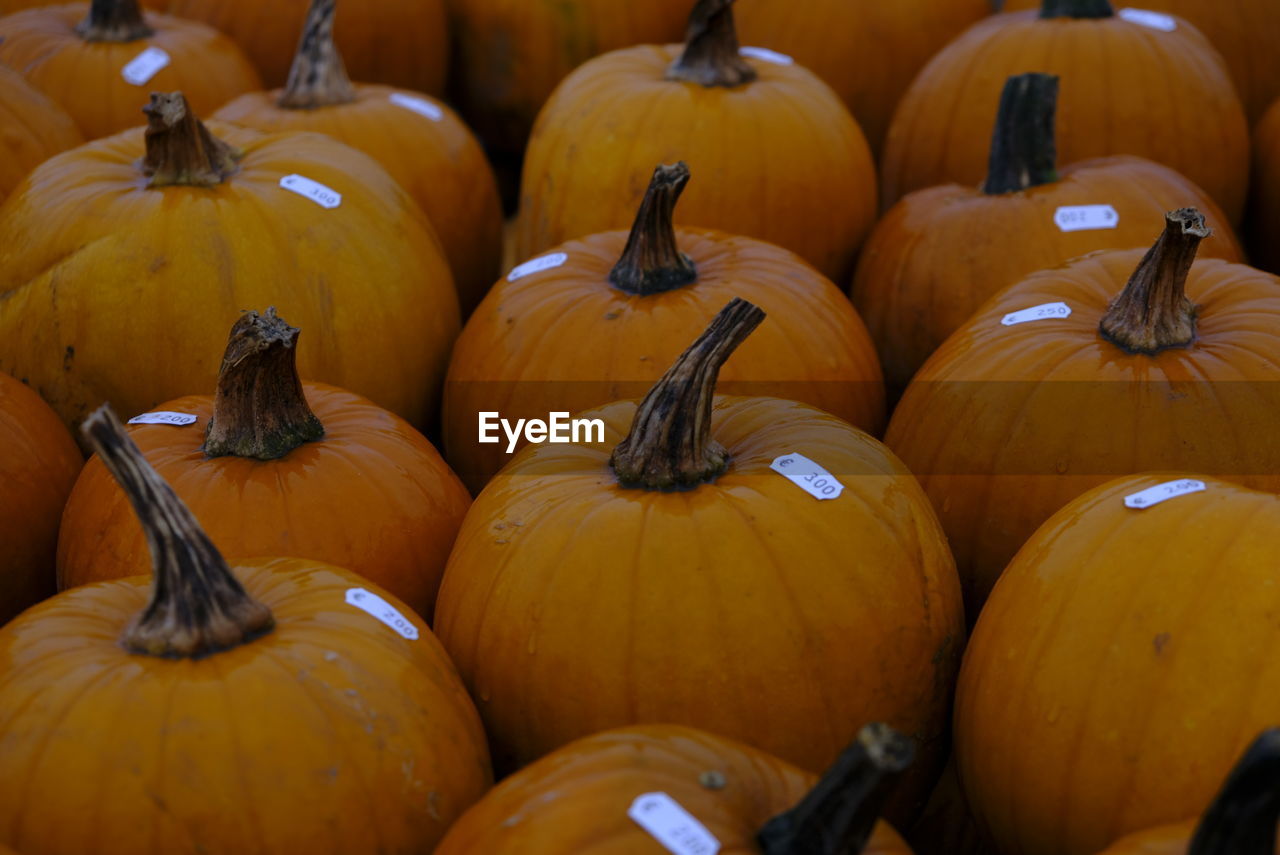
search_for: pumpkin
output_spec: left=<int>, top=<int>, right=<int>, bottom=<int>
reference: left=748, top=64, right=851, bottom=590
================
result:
left=955, top=475, right=1280, bottom=855
left=884, top=208, right=1280, bottom=620
left=0, top=92, right=460, bottom=431
left=0, top=0, right=260, bottom=140
left=905, top=754, right=998, bottom=855
left=434, top=298, right=964, bottom=822
left=512, top=0, right=878, bottom=285
left=734, top=0, right=990, bottom=159
left=57, top=309, right=470, bottom=620
left=0, top=372, right=82, bottom=625
left=852, top=72, right=1242, bottom=396
left=213, top=0, right=501, bottom=314
left=880, top=0, right=1249, bottom=223
left=444, top=161, right=885, bottom=493
left=0, top=404, right=491, bottom=854
left=1249, top=98, right=1280, bottom=275
left=0, top=64, right=82, bottom=203
left=437, top=722, right=916, bottom=854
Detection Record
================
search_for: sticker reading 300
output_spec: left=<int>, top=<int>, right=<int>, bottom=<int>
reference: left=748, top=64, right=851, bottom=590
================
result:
left=279, top=174, right=342, bottom=209
left=1118, top=7, right=1177, bottom=31
left=121, top=46, right=171, bottom=86
left=1054, top=204, right=1119, bottom=232
left=345, top=588, right=419, bottom=640
left=1001, top=302, right=1072, bottom=327
left=628, top=793, right=721, bottom=855
left=507, top=252, right=568, bottom=282
left=127, top=411, right=198, bottom=426
left=740, top=46, right=794, bottom=65
left=770, top=453, right=845, bottom=500
left=1124, top=479, right=1206, bottom=509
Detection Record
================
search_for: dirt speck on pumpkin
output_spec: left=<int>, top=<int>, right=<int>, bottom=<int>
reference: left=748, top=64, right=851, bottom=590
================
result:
left=1153, top=632, right=1171, bottom=655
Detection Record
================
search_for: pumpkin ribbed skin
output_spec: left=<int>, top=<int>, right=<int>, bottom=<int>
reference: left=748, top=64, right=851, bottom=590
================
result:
left=955, top=475, right=1280, bottom=855
left=1249, top=99, right=1280, bottom=275
left=1094, top=822, right=1280, bottom=855
left=0, top=4, right=261, bottom=140
left=0, top=65, right=82, bottom=203
left=880, top=11, right=1248, bottom=222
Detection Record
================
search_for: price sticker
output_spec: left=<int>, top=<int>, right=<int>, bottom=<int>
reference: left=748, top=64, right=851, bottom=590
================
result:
left=507, top=252, right=568, bottom=282
left=279, top=174, right=342, bottom=209
left=1001, top=302, right=1072, bottom=327
left=1054, top=205, right=1120, bottom=232
left=127, top=411, right=198, bottom=426
left=740, top=46, right=794, bottom=66
left=1124, top=479, right=1206, bottom=509
left=628, top=793, right=720, bottom=855
left=770, top=453, right=844, bottom=501
left=1119, top=8, right=1177, bottom=31
left=389, top=92, right=444, bottom=121
left=345, top=588, right=419, bottom=640
left=121, top=46, right=171, bottom=86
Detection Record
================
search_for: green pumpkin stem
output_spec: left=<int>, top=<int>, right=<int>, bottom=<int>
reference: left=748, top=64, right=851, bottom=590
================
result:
left=982, top=73, right=1060, bottom=195
left=1039, top=0, right=1114, bottom=18
left=667, top=0, right=757, bottom=88
left=757, top=723, right=915, bottom=854
left=75, top=0, right=154, bottom=42
left=278, top=0, right=357, bottom=109
left=141, top=92, right=241, bottom=187
left=610, top=298, right=765, bottom=489
left=1099, top=208, right=1206, bottom=354
left=203, top=308, right=324, bottom=460
left=1188, top=729, right=1280, bottom=855
left=81, top=405, right=275, bottom=659
left=609, top=162, right=699, bottom=296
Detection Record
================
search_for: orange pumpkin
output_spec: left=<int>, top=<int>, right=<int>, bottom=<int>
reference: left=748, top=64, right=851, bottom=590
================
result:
left=444, top=162, right=885, bottom=493
left=0, top=0, right=260, bottom=140
left=57, top=309, right=470, bottom=619
left=853, top=72, right=1242, bottom=395
left=513, top=0, right=877, bottom=285
left=955, top=475, right=1280, bottom=855
left=0, top=64, right=82, bottom=203
left=435, top=299, right=963, bottom=822
left=885, top=208, right=1280, bottom=619
left=0, top=404, right=491, bottom=854
left=880, top=0, right=1249, bottom=223
left=0, top=92, right=459, bottom=431
left=1249, top=98, right=1280, bottom=275
left=0, top=373, right=82, bottom=625
left=437, top=722, right=916, bottom=855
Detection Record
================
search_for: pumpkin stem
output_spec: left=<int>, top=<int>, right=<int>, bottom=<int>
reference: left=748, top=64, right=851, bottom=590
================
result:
left=141, top=92, right=241, bottom=187
left=757, top=723, right=915, bottom=854
left=609, top=162, right=699, bottom=296
left=1099, top=208, right=1207, bottom=354
left=74, top=0, right=154, bottom=42
left=1039, top=0, right=1114, bottom=17
left=1188, top=729, right=1280, bottom=855
left=278, top=0, right=356, bottom=110
left=203, top=308, right=325, bottom=460
left=667, top=0, right=757, bottom=88
left=610, top=298, right=765, bottom=489
left=81, top=405, right=275, bottom=659
left=982, top=73, right=1059, bottom=195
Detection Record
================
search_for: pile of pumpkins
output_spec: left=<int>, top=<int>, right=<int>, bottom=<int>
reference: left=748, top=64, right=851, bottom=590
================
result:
left=2, top=0, right=1280, bottom=853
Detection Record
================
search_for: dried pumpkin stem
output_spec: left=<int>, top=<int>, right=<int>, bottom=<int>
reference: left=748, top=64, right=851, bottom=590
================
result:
left=1188, top=729, right=1280, bottom=855
left=1099, top=208, right=1207, bottom=354
left=75, top=0, right=154, bottom=42
left=1039, top=0, right=1113, bottom=17
left=757, top=723, right=915, bottom=854
left=141, top=92, right=241, bottom=187
left=667, top=0, right=757, bottom=88
left=81, top=405, right=275, bottom=659
left=609, top=162, right=699, bottom=296
left=610, top=298, right=765, bottom=489
left=278, top=0, right=356, bottom=109
left=203, top=308, right=324, bottom=460
left=982, top=73, right=1059, bottom=195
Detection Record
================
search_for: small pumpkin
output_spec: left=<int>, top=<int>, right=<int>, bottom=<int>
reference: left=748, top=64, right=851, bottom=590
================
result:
left=0, top=0, right=260, bottom=140
left=1249, top=98, right=1280, bottom=275
left=0, top=64, right=82, bottom=203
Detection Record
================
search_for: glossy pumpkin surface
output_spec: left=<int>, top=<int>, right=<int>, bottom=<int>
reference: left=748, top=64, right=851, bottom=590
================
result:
left=0, top=65, right=82, bottom=203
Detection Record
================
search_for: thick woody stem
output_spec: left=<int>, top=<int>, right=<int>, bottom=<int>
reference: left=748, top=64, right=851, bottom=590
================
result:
left=666, top=0, right=757, bottom=88
left=609, top=162, right=699, bottom=296
left=141, top=92, right=241, bottom=187
left=1188, top=729, right=1280, bottom=855
left=982, top=73, right=1060, bottom=195
left=75, top=0, right=154, bottom=42
left=278, top=0, right=357, bottom=109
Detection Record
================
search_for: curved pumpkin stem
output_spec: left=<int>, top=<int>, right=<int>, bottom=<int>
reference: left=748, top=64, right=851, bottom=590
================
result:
left=141, top=92, right=241, bottom=188
left=75, top=0, right=154, bottom=42
left=982, top=73, right=1060, bottom=195
left=278, top=0, right=357, bottom=109
left=667, top=0, right=757, bottom=88
left=609, top=162, right=699, bottom=296
left=81, top=405, right=274, bottom=658
left=610, top=298, right=765, bottom=489
left=1039, top=0, right=1113, bottom=17
left=203, top=308, right=325, bottom=460
left=1187, top=729, right=1280, bottom=855
left=1099, top=208, right=1206, bottom=354
left=757, top=723, right=914, bottom=854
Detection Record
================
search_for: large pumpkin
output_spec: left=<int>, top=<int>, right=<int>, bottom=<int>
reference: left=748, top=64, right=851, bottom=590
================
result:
left=0, top=64, right=82, bottom=203
left=885, top=208, right=1280, bottom=619
left=435, top=299, right=964, bottom=822
left=1249, top=98, right=1280, bottom=275
left=57, top=309, right=470, bottom=619
left=445, top=162, right=885, bottom=493
left=0, top=404, right=491, bottom=854
left=0, top=92, right=460, bottom=431
left=0, top=0, right=260, bottom=140
left=955, top=475, right=1280, bottom=855
left=512, top=0, right=877, bottom=284
left=852, top=72, right=1242, bottom=395
left=880, top=0, right=1249, bottom=223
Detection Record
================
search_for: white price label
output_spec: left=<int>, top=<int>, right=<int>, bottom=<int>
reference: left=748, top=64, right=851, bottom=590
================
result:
left=770, top=453, right=844, bottom=500
left=389, top=92, right=444, bottom=121
left=1054, top=204, right=1119, bottom=232
left=740, top=46, right=794, bottom=66
left=127, top=411, right=198, bottom=426
left=345, top=588, right=419, bottom=640
left=279, top=174, right=342, bottom=209
left=1001, top=301, right=1072, bottom=326
left=121, top=46, right=171, bottom=86
left=507, top=252, right=568, bottom=282
left=1119, top=8, right=1177, bottom=31
left=628, top=793, right=720, bottom=855
left=1124, top=479, right=1205, bottom=509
